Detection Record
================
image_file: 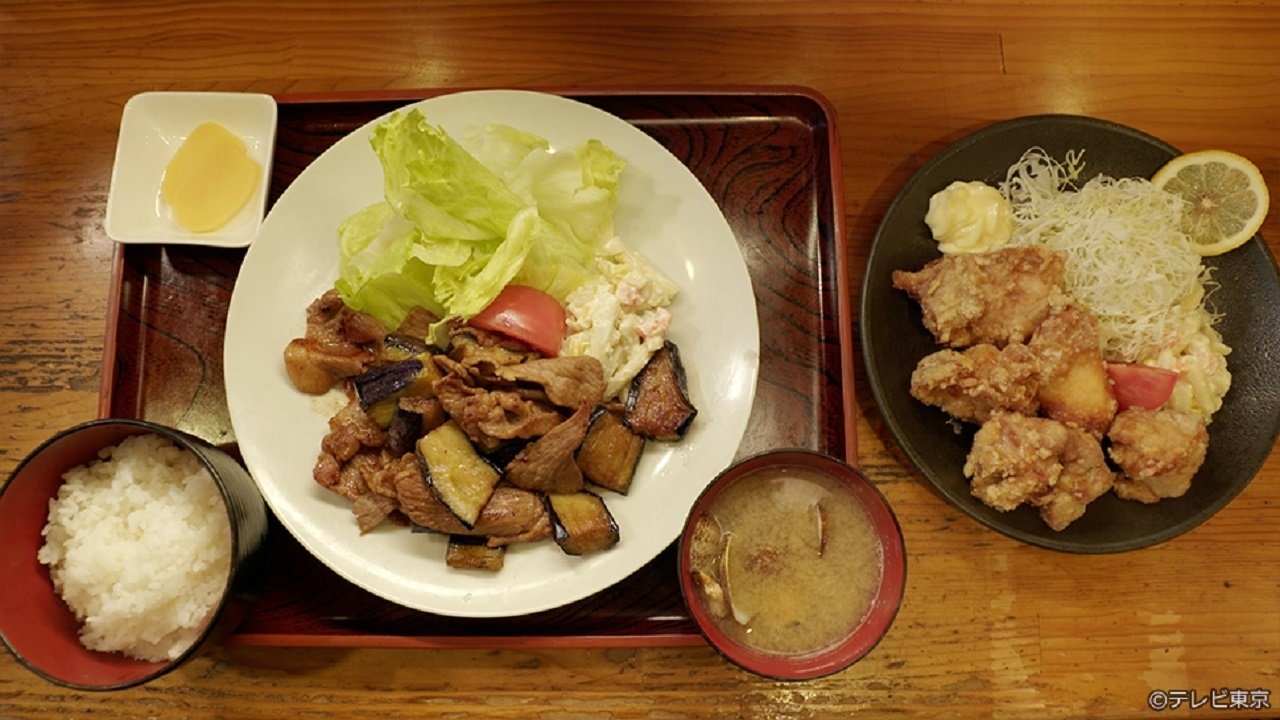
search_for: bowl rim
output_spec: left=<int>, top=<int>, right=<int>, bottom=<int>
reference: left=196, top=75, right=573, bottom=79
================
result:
left=676, top=448, right=907, bottom=681
left=0, top=418, right=249, bottom=691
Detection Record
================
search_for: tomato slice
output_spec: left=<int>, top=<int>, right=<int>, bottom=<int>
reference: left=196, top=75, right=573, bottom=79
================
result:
left=1106, top=362, right=1179, bottom=411
left=469, top=285, right=567, bottom=357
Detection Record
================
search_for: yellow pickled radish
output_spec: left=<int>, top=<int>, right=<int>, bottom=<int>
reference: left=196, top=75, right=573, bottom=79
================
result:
left=1151, top=149, right=1270, bottom=256
left=160, top=122, right=261, bottom=233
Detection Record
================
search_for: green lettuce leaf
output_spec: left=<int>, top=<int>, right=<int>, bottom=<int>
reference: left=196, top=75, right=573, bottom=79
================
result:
left=334, top=109, right=623, bottom=330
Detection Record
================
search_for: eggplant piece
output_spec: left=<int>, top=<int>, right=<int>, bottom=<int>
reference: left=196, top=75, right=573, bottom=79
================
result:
left=356, top=355, right=446, bottom=428
left=381, top=333, right=431, bottom=363
left=399, top=353, right=446, bottom=399
left=445, top=535, right=505, bottom=571
left=355, top=358, right=423, bottom=408
left=356, top=358, right=423, bottom=427
left=623, top=342, right=697, bottom=441
left=576, top=406, right=645, bottom=494
left=364, top=397, right=400, bottom=429
left=448, top=326, right=538, bottom=366
left=545, top=491, right=620, bottom=556
left=415, top=421, right=502, bottom=528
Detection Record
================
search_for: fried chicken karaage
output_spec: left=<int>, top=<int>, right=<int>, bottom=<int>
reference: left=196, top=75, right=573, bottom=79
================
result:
left=1028, top=306, right=1118, bottom=438
left=892, top=246, right=1073, bottom=348
left=964, top=411, right=1115, bottom=531
left=909, top=343, right=1041, bottom=424
left=894, top=239, right=1219, bottom=531
left=1107, top=407, right=1208, bottom=504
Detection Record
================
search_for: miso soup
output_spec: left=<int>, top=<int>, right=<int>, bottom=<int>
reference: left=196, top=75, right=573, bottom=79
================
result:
left=688, top=466, right=883, bottom=657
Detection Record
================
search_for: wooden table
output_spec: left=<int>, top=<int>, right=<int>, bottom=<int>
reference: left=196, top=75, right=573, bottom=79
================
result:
left=2, top=2, right=1277, bottom=718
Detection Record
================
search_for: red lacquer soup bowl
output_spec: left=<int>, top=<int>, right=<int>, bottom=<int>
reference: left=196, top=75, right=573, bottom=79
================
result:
left=677, top=449, right=906, bottom=680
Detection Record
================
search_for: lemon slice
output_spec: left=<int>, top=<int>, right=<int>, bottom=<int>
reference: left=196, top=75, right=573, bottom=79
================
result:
left=1151, top=149, right=1269, bottom=256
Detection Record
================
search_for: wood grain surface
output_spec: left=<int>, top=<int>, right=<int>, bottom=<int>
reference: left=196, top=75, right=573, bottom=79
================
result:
left=2, top=2, right=1278, bottom=718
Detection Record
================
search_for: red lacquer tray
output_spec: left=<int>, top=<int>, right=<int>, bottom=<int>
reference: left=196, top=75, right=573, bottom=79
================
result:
left=99, top=88, right=854, bottom=648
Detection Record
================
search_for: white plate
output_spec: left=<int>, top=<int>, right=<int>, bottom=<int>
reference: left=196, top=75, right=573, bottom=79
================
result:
left=105, top=92, right=276, bottom=248
left=224, top=90, right=759, bottom=617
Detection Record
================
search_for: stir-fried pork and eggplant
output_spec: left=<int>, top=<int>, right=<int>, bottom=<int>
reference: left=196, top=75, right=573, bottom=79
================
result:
left=284, top=289, right=696, bottom=571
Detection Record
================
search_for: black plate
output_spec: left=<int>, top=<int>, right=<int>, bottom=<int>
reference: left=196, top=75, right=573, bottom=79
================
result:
left=861, top=114, right=1280, bottom=553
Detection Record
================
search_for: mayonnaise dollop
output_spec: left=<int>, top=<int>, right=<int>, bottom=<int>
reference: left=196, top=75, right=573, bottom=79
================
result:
left=924, top=180, right=1015, bottom=254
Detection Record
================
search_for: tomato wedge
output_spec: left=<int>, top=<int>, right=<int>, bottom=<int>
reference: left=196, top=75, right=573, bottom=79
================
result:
left=1106, top=362, right=1179, bottom=411
left=469, top=285, right=567, bottom=357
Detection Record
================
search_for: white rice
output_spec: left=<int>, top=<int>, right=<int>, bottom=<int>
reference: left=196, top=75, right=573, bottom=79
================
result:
left=37, top=433, right=232, bottom=662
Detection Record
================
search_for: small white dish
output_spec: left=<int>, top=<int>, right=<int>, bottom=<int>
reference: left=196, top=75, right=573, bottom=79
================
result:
left=105, top=92, right=277, bottom=247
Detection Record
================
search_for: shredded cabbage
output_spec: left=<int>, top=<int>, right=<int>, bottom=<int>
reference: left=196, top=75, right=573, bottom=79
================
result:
left=1002, top=149, right=1209, bottom=361
left=1000, top=148, right=1231, bottom=420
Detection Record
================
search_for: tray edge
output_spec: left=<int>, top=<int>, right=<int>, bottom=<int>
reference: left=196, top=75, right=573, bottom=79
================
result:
left=97, top=87, right=853, bottom=647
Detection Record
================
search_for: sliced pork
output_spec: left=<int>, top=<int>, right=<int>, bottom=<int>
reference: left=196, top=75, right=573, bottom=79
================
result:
left=433, top=373, right=563, bottom=450
left=505, top=404, right=593, bottom=494
left=494, top=356, right=606, bottom=409
left=284, top=289, right=387, bottom=394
